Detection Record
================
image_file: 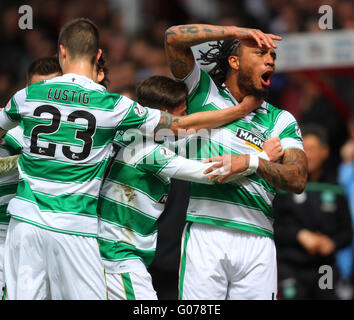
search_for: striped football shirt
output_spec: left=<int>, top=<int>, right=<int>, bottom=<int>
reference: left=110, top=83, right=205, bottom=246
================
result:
left=98, top=131, right=215, bottom=273
left=180, top=62, right=304, bottom=238
left=0, top=73, right=160, bottom=237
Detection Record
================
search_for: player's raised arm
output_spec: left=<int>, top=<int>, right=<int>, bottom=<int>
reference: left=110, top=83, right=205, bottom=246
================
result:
left=165, top=24, right=282, bottom=79
left=154, top=95, right=262, bottom=134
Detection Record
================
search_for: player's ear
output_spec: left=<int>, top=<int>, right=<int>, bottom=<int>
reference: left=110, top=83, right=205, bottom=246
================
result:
left=95, top=49, right=102, bottom=65
left=59, top=45, right=67, bottom=60
left=228, top=55, right=240, bottom=71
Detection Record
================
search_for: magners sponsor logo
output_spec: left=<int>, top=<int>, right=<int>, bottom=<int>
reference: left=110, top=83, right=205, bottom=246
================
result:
left=235, top=128, right=265, bottom=151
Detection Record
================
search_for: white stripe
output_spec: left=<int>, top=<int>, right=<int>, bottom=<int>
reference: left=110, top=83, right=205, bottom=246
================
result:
left=98, top=219, right=157, bottom=252
left=281, top=138, right=304, bottom=151
left=19, top=168, right=102, bottom=197
left=233, top=179, right=275, bottom=206
left=272, top=110, right=298, bottom=136
left=187, top=198, right=273, bottom=233
left=7, top=198, right=98, bottom=236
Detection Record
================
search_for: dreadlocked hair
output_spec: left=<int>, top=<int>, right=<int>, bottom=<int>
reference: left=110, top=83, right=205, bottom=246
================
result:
left=198, top=39, right=241, bottom=88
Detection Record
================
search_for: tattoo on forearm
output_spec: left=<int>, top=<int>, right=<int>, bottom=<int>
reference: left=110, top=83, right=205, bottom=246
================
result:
left=156, top=111, right=173, bottom=130
left=179, top=26, right=199, bottom=34
left=257, top=149, right=307, bottom=193
left=164, top=28, right=177, bottom=45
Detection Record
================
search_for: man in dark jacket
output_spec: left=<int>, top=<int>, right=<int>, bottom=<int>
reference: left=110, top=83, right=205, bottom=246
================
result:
left=273, top=124, right=353, bottom=300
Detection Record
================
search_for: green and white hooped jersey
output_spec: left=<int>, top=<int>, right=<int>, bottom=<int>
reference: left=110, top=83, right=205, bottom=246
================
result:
left=98, top=131, right=181, bottom=272
left=181, top=62, right=304, bottom=239
left=0, top=126, right=23, bottom=230
left=0, top=73, right=161, bottom=237
left=98, top=131, right=215, bottom=273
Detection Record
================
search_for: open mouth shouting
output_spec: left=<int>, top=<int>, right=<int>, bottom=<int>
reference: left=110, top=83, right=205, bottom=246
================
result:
left=261, top=70, right=273, bottom=87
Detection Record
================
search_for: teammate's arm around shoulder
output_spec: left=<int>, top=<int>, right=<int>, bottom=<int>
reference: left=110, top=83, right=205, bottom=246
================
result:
left=165, top=24, right=282, bottom=79
left=154, top=96, right=263, bottom=135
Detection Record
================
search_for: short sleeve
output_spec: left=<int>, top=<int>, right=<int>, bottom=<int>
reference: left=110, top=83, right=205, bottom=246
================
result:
left=114, top=95, right=161, bottom=135
left=0, top=89, right=25, bottom=131
left=271, top=110, right=304, bottom=151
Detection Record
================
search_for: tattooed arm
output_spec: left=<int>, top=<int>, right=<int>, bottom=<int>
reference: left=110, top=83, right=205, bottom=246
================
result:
left=154, top=95, right=263, bottom=135
left=165, top=24, right=282, bottom=79
left=203, top=148, right=308, bottom=194
left=256, top=148, right=308, bottom=194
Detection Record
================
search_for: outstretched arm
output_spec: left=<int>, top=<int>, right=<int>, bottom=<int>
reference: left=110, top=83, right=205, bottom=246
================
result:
left=155, top=95, right=262, bottom=135
left=204, top=148, right=308, bottom=194
left=165, top=24, right=282, bottom=79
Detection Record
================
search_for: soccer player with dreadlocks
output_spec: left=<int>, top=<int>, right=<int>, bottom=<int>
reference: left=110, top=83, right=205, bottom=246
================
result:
left=164, top=25, right=308, bottom=299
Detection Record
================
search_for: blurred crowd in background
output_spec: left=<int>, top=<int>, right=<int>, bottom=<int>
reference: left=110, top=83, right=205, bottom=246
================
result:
left=0, top=0, right=353, bottom=299
left=1, top=0, right=353, bottom=170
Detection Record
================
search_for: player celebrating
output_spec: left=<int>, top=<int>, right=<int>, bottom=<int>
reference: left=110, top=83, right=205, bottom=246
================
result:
left=97, top=75, right=284, bottom=299
left=0, top=18, right=265, bottom=300
left=164, top=24, right=308, bottom=299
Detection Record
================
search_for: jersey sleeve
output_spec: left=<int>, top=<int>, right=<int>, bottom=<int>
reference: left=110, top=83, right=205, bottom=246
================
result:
left=3, top=126, right=24, bottom=154
left=271, top=110, right=304, bottom=151
left=0, top=89, right=25, bottom=131
left=114, top=95, right=161, bottom=135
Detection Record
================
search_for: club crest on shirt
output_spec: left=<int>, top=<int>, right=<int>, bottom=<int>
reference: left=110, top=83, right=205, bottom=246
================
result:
left=133, top=104, right=147, bottom=117
left=160, top=147, right=175, bottom=158
left=235, top=128, right=265, bottom=151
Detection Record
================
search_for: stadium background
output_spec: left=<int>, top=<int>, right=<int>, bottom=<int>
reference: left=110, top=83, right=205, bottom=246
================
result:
left=0, top=0, right=353, bottom=299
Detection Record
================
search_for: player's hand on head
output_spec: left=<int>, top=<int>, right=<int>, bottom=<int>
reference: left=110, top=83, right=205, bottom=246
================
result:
left=233, top=27, right=282, bottom=48
left=263, top=137, right=284, bottom=162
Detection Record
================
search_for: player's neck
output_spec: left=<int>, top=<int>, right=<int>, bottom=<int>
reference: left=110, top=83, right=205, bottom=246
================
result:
left=62, top=60, right=95, bottom=80
left=224, top=77, right=245, bottom=103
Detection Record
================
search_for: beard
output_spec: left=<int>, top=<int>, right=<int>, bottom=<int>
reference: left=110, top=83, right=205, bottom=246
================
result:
left=237, top=64, right=268, bottom=99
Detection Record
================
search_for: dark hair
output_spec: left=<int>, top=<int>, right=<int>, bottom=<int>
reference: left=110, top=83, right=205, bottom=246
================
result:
left=198, top=39, right=242, bottom=88
left=136, top=76, right=188, bottom=112
left=97, top=54, right=109, bottom=88
left=27, top=57, right=62, bottom=85
left=301, top=123, right=329, bottom=145
left=58, top=18, right=100, bottom=65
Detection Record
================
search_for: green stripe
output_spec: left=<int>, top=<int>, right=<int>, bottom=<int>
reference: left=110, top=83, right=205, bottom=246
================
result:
left=27, top=83, right=121, bottom=111
left=189, top=183, right=273, bottom=218
left=279, top=121, right=302, bottom=141
left=98, top=196, right=157, bottom=236
left=186, top=69, right=212, bottom=114
left=121, top=273, right=136, bottom=300
left=16, top=179, right=98, bottom=217
left=0, top=206, right=10, bottom=223
left=5, top=96, right=21, bottom=122
left=115, top=102, right=148, bottom=132
left=20, top=153, right=108, bottom=183
left=0, top=182, right=18, bottom=198
left=186, top=215, right=273, bottom=239
left=98, top=238, right=155, bottom=267
left=107, top=161, right=169, bottom=201
left=178, top=222, right=192, bottom=300
left=3, top=134, right=22, bottom=154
